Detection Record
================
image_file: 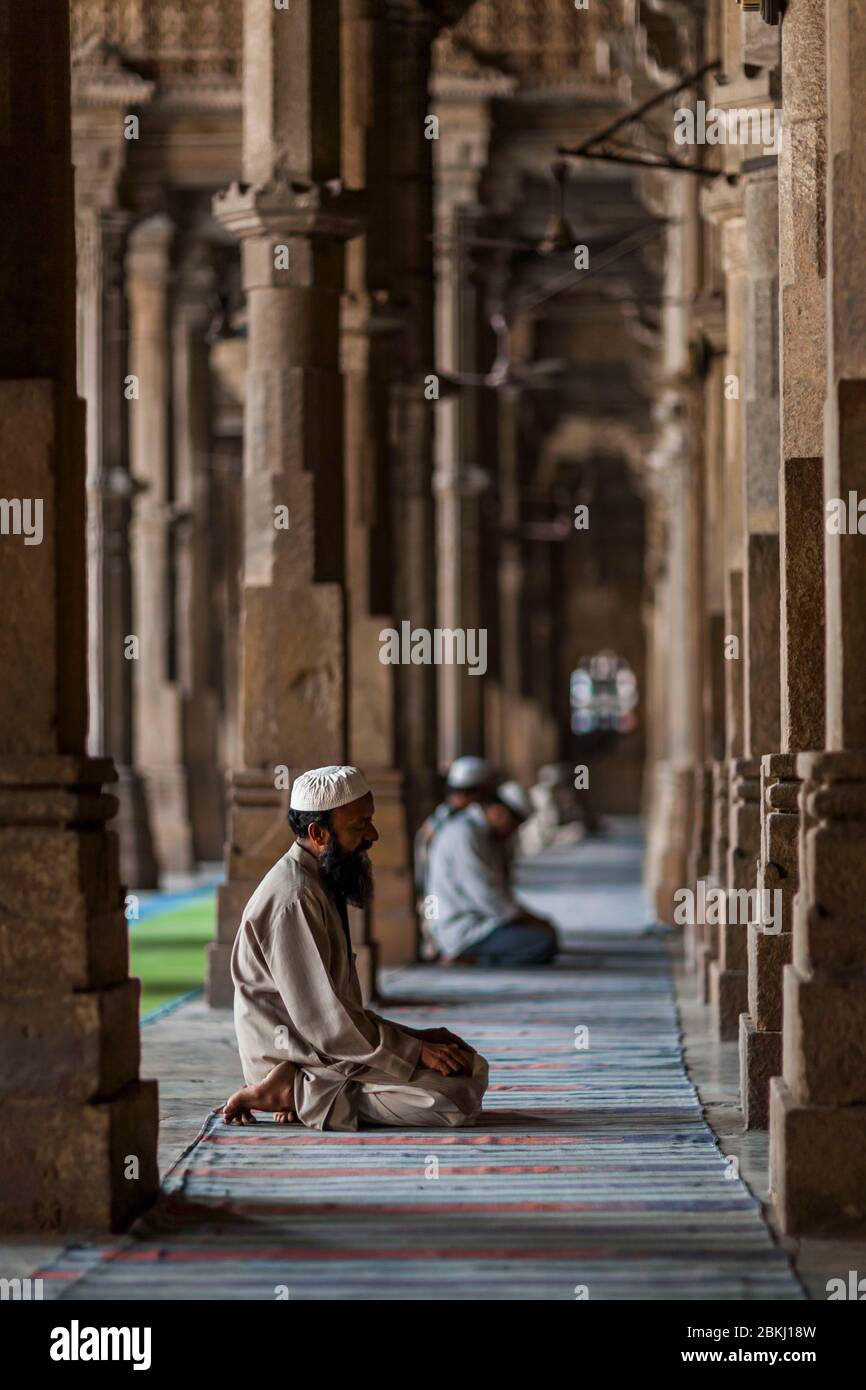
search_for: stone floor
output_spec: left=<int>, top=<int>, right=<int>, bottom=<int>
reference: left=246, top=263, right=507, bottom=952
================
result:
left=3, top=820, right=864, bottom=1298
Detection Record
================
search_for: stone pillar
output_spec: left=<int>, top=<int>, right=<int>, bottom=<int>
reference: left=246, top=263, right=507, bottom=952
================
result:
left=339, top=0, right=416, bottom=972
left=127, top=215, right=195, bottom=877
left=208, top=0, right=357, bottom=1005
left=387, top=2, right=441, bottom=834
left=524, top=527, right=560, bottom=772
left=742, top=0, right=827, bottom=1130
left=77, top=204, right=160, bottom=889
left=0, top=0, right=157, bottom=1231
left=691, top=329, right=728, bottom=1000
left=770, top=0, right=866, bottom=1231
left=705, top=0, right=782, bottom=1045
left=173, top=242, right=225, bottom=863
left=711, top=176, right=778, bottom=1034
left=209, top=329, right=245, bottom=781
left=71, top=52, right=158, bottom=889
left=496, top=382, right=528, bottom=781
left=699, top=153, right=747, bottom=952
left=432, top=92, right=492, bottom=767
left=702, top=322, right=733, bottom=992
left=645, top=172, right=701, bottom=925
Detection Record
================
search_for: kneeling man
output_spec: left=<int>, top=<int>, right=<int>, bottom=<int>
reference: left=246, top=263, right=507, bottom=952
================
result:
left=426, top=786, right=559, bottom=966
left=223, top=765, right=488, bottom=1130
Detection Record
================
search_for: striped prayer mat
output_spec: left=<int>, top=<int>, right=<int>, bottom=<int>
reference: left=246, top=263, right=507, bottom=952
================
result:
left=36, top=834, right=804, bottom=1300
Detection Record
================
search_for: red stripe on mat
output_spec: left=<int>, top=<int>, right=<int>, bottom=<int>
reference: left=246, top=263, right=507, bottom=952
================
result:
left=205, top=1133, right=596, bottom=1145
left=114, top=1247, right=612, bottom=1262
left=190, top=1163, right=597, bottom=1177
left=222, top=1201, right=649, bottom=1214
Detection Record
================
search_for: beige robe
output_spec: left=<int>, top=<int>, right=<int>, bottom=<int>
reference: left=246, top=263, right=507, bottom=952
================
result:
left=231, top=841, right=487, bottom=1130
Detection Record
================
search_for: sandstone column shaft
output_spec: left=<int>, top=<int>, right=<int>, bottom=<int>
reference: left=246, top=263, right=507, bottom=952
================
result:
left=340, top=0, right=417, bottom=974
left=387, top=5, right=440, bottom=835
left=0, top=0, right=157, bottom=1232
left=76, top=201, right=159, bottom=888
left=433, top=123, right=490, bottom=767
left=744, top=0, right=827, bottom=1131
left=209, top=0, right=355, bottom=1004
left=770, top=0, right=866, bottom=1231
left=127, top=215, right=194, bottom=877
left=715, top=168, right=781, bottom=1042
left=173, top=246, right=225, bottom=863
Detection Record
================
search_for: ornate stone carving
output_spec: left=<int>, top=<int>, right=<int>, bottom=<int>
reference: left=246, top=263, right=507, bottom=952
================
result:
left=71, top=0, right=242, bottom=78
left=434, top=0, right=622, bottom=87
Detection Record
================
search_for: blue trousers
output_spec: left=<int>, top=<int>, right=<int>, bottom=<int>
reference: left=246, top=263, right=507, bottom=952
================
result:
left=463, top=921, right=558, bottom=967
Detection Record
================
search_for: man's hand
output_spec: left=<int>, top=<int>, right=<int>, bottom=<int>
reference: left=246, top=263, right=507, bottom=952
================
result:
left=413, top=1027, right=475, bottom=1072
left=419, top=1040, right=473, bottom=1077
left=419, top=1026, right=473, bottom=1055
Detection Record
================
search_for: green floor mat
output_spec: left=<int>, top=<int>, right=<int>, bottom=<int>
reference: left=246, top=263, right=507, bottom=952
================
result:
left=130, top=896, right=216, bottom=1015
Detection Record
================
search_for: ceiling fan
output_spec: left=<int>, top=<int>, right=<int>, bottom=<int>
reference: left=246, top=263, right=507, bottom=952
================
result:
left=438, top=313, right=568, bottom=391
left=434, top=161, right=582, bottom=260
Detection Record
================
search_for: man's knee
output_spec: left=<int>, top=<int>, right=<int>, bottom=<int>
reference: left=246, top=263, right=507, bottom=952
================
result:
left=525, top=922, right=558, bottom=963
left=540, top=922, right=559, bottom=960
left=434, top=1053, right=488, bottom=1124
left=441, top=1090, right=484, bottom=1127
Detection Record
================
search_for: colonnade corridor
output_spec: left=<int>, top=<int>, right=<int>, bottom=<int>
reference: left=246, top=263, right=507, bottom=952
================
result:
left=6, top=0, right=866, bottom=1350
left=29, top=825, right=801, bottom=1301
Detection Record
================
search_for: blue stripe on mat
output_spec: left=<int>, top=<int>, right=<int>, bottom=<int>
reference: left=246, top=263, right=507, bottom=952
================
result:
left=140, top=988, right=204, bottom=1027
left=129, top=880, right=221, bottom=926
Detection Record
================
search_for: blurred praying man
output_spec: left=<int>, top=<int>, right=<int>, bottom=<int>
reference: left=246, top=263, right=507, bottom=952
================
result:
left=414, top=754, right=497, bottom=902
left=426, top=782, right=559, bottom=967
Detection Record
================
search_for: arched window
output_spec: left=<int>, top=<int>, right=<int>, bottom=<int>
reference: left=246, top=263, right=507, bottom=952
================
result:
left=570, top=650, right=638, bottom=735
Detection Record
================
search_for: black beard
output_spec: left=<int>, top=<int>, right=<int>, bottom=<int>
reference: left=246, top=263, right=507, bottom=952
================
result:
left=319, top=838, right=374, bottom=910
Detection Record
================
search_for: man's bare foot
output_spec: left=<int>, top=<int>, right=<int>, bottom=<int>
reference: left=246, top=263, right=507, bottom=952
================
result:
left=215, top=1060, right=297, bottom=1125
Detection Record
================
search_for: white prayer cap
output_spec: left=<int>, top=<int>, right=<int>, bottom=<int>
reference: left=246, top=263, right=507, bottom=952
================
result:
left=538, top=762, right=570, bottom=786
left=496, top=780, right=532, bottom=823
left=289, top=765, right=371, bottom=812
left=447, top=755, right=495, bottom=790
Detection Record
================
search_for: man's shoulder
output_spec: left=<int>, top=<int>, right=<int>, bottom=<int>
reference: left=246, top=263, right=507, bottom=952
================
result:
left=418, top=800, right=453, bottom=839
left=434, top=805, right=487, bottom=853
left=242, top=848, right=323, bottom=926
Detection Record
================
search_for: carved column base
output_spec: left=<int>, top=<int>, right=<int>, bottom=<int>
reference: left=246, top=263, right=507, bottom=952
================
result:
left=186, top=759, right=226, bottom=863
left=739, top=752, right=798, bottom=1128
left=0, top=1082, right=159, bottom=1233
left=142, top=762, right=194, bottom=876
left=709, top=758, right=730, bottom=888
left=685, top=763, right=713, bottom=974
left=184, top=693, right=225, bottom=862
left=708, top=962, right=748, bottom=1042
left=0, top=755, right=159, bottom=1230
left=697, top=760, right=729, bottom=1003
left=739, top=1013, right=782, bottom=1130
left=365, top=766, right=416, bottom=967
left=114, top=763, right=159, bottom=890
left=694, top=940, right=716, bottom=1007
left=769, top=750, right=866, bottom=1231
left=711, top=757, right=761, bottom=1039
left=645, top=761, right=694, bottom=925
left=206, top=937, right=236, bottom=1009
left=770, top=1075, right=866, bottom=1233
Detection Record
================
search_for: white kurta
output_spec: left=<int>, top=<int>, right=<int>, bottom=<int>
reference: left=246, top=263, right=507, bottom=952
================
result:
left=231, top=841, right=487, bottom=1130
